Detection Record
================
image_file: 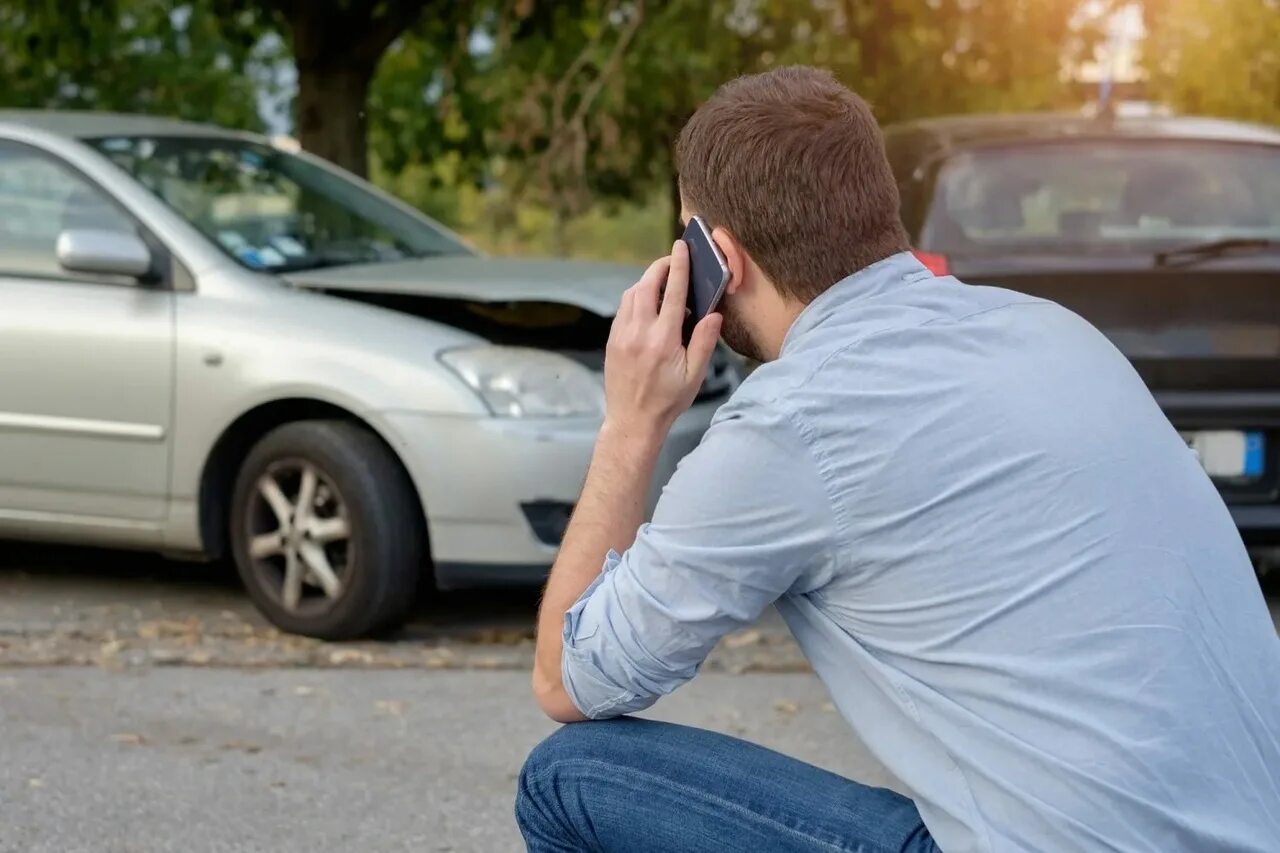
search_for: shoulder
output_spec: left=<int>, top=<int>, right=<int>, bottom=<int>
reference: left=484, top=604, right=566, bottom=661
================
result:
left=707, top=378, right=799, bottom=451
left=711, top=358, right=811, bottom=436
left=712, top=279, right=1071, bottom=431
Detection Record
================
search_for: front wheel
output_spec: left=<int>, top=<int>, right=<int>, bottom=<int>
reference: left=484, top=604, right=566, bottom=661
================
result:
left=229, top=420, right=425, bottom=639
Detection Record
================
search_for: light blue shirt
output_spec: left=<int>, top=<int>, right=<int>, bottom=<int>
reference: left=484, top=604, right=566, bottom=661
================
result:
left=561, top=252, right=1280, bottom=852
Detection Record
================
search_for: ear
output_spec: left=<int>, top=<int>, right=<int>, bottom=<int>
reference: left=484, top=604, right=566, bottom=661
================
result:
left=711, top=226, right=748, bottom=295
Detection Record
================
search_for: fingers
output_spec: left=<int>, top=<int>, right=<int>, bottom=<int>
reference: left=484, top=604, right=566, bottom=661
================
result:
left=615, top=285, right=635, bottom=324
left=659, top=240, right=689, bottom=328
left=632, top=255, right=670, bottom=318
left=685, top=312, right=723, bottom=380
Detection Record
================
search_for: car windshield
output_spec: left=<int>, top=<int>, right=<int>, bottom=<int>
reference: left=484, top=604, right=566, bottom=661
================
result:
left=923, top=141, right=1280, bottom=256
left=86, top=135, right=471, bottom=271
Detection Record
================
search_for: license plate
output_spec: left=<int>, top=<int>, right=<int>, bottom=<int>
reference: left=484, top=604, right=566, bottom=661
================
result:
left=1181, top=430, right=1266, bottom=478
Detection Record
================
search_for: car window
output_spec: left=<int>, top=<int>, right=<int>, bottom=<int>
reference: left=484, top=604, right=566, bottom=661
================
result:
left=0, top=141, right=139, bottom=282
left=922, top=141, right=1280, bottom=255
left=86, top=135, right=471, bottom=273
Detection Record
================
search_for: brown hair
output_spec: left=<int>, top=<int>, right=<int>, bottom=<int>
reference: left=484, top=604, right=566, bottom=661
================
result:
left=675, top=66, right=909, bottom=303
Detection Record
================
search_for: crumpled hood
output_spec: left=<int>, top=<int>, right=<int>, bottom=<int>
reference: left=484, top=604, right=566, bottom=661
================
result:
left=284, top=255, right=640, bottom=317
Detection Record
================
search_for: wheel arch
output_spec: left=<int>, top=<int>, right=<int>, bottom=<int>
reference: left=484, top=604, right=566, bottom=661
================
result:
left=197, top=398, right=428, bottom=563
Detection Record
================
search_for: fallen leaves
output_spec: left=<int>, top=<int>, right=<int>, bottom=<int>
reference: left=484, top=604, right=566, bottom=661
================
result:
left=722, top=630, right=762, bottom=650
left=136, top=618, right=203, bottom=641
left=328, top=649, right=373, bottom=665
left=0, top=579, right=813, bottom=673
left=220, top=740, right=263, bottom=755
left=468, top=628, right=534, bottom=646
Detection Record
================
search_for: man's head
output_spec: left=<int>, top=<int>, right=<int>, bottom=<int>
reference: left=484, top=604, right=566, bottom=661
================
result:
left=676, top=66, right=908, bottom=361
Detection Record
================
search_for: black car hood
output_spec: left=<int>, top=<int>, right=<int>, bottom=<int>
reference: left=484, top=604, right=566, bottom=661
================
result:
left=949, top=255, right=1280, bottom=390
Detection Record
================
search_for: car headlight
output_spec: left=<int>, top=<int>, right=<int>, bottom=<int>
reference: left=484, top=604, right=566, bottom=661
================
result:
left=440, top=346, right=605, bottom=417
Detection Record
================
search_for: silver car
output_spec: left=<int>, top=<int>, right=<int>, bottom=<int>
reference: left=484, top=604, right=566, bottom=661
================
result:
left=0, top=112, right=736, bottom=638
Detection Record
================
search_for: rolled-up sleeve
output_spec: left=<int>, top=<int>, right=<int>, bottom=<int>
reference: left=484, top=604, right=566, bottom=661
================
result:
left=560, top=404, right=839, bottom=719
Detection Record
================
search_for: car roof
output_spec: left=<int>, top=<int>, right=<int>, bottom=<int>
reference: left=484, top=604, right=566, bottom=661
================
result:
left=0, top=109, right=255, bottom=141
left=884, top=112, right=1280, bottom=151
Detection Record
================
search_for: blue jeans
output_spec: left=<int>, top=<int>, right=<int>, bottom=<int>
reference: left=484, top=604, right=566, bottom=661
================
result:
left=516, top=718, right=938, bottom=852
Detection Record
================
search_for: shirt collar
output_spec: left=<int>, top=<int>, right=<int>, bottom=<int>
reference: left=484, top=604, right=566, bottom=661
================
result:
left=780, top=251, right=930, bottom=355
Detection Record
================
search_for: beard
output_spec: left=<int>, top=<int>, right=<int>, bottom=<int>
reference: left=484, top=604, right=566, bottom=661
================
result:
left=717, top=296, right=769, bottom=364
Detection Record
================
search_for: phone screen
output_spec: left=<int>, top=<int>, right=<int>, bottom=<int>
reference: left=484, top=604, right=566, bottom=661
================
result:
left=681, top=216, right=730, bottom=343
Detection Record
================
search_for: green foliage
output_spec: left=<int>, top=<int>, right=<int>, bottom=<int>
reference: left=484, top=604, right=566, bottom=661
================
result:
left=368, top=0, right=1102, bottom=257
left=1145, top=0, right=1280, bottom=124
left=367, top=3, right=493, bottom=180
left=373, top=154, right=666, bottom=264
left=0, top=0, right=1108, bottom=259
left=0, top=0, right=277, bottom=130
left=369, top=0, right=1101, bottom=245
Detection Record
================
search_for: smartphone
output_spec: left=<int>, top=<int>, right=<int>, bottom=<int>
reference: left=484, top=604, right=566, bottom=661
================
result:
left=680, top=215, right=730, bottom=344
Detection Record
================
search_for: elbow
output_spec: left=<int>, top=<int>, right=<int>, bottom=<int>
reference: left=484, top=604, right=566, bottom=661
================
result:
left=540, top=693, right=588, bottom=724
left=532, top=665, right=587, bottom=724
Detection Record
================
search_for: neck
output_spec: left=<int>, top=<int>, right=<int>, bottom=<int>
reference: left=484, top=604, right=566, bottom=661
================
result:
left=758, top=298, right=808, bottom=361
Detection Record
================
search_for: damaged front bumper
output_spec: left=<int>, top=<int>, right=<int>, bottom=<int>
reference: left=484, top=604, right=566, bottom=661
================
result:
left=380, top=399, right=723, bottom=589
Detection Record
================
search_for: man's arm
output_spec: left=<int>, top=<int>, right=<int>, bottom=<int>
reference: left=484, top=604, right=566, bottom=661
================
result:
left=532, top=241, right=722, bottom=722
left=543, top=398, right=838, bottom=720
left=531, top=422, right=663, bottom=722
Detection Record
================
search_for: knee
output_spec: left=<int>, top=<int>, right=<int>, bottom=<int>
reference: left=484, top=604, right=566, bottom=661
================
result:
left=516, top=721, right=628, bottom=845
left=519, top=719, right=629, bottom=788
left=516, top=719, right=686, bottom=847
left=516, top=719, right=643, bottom=815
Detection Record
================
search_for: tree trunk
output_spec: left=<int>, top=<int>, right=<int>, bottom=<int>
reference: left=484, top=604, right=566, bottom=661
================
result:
left=294, top=60, right=374, bottom=178
left=282, top=0, right=431, bottom=178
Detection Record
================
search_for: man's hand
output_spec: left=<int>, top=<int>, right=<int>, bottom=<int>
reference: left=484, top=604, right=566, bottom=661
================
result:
left=604, top=240, right=724, bottom=442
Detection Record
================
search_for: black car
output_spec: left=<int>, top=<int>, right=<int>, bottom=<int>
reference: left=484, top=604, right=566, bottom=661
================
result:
left=884, top=112, right=1280, bottom=566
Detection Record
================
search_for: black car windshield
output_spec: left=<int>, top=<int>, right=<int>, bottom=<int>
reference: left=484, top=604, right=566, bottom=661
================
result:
left=86, top=135, right=471, bottom=271
left=923, top=141, right=1280, bottom=256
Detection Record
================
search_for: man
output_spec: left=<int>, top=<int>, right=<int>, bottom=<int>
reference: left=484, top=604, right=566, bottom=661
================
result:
left=518, top=66, right=1280, bottom=852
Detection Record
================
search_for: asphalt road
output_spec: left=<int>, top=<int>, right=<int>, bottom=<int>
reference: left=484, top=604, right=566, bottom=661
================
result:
left=0, top=542, right=1276, bottom=852
left=2, top=668, right=889, bottom=853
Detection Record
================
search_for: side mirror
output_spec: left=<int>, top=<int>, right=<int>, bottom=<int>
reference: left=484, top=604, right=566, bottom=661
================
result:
left=56, top=228, right=154, bottom=280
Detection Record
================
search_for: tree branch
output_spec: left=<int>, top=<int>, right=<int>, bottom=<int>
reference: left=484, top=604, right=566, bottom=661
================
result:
left=362, top=0, right=437, bottom=60
left=550, top=1, right=616, bottom=126
left=570, top=0, right=643, bottom=127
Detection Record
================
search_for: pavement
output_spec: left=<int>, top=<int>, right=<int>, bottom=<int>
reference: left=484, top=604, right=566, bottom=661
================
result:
left=0, top=541, right=1276, bottom=852
left=1, top=668, right=891, bottom=853
left=0, top=542, right=817, bottom=853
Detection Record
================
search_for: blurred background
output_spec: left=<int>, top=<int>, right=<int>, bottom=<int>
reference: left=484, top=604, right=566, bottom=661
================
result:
left=4, top=2, right=1280, bottom=851
left=1, top=0, right=1264, bottom=263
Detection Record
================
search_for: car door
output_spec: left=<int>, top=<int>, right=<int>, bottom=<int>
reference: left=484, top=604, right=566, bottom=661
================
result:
left=0, top=138, right=174, bottom=524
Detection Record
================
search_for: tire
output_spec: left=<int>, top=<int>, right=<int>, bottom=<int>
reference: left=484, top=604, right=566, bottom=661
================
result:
left=229, top=419, right=425, bottom=640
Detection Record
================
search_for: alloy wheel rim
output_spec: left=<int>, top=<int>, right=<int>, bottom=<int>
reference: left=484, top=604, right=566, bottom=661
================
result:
left=245, top=459, right=352, bottom=614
